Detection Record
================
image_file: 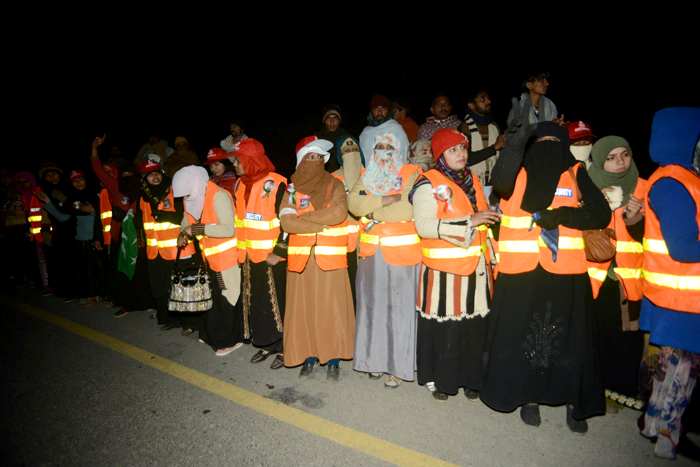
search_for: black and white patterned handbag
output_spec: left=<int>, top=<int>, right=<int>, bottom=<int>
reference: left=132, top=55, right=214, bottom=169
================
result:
left=168, top=240, right=213, bottom=312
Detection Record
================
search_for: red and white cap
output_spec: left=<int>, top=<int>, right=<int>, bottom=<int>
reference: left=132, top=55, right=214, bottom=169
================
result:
left=69, top=170, right=85, bottom=181
left=567, top=120, right=596, bottom=141
left=140, top=159, right=163, bottom=174
left=203, top=148, right=229, bottom=165
left=295, top=136, right=333, bottom=168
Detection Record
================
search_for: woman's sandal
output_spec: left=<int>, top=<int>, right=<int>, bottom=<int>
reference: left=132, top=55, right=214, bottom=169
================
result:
left=369, top=372, right=383, bottom=380
left=384, top=375, right=402, bottom=389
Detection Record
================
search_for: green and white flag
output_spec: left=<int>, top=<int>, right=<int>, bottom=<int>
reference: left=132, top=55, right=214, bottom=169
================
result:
left=117, top=209, right=138, bottom=280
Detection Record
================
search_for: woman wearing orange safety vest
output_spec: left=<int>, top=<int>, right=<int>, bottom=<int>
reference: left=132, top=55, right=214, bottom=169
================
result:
left=174, top=166, right=244, bottom=357
left=409, top=129, right=500, bottom=402
left=280, top=136, right=355, bottom=381
left=587, top=136, right=647, bottom=413
left=347, top=131, right=422, bottom=389
left=136, top=159, right=195, bottom=333
left=333, top=135, right=365, bottom=309
left=229, top=139, right=287, bottom=370
left=10, top=172, right=50, bottom=292
left=638, top=108, right=700, bottom=460
left=480, top=101, right=611, bottom=434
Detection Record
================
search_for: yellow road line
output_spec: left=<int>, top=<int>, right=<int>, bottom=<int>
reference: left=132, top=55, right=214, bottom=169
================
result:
left=4, top=298, right=458, bottom=467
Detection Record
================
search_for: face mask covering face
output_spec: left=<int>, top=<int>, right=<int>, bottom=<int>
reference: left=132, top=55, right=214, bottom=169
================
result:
left=570, top=144, right=593, bottom=162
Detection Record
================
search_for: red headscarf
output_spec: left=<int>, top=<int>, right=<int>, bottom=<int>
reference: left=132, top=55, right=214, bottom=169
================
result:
left=232, top=138, right=276, bottom=203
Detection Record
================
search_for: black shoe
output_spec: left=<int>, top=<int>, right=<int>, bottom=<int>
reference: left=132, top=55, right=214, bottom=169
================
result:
left=251, top=350, right=271, bottom=363
left=270, top=354, right=285, bottom=370
left=64, top=297, right=77, bottom=303
left=299, top=362, right=314, bottom=378
left=566, top=405, right=588, bottom=433
left=181, top=327, right=195, bottom=337
left=465, top=388, right=480, bottom=401
left=42, top=289, right=54, bottom=297
left=160, top=323, right=174, bottom=331
left=431, top=389, right=448, bottom=402
left=327, top=365, right=340, bottom=382
left=521, top=404, right=541, bottom=427
left=114, top=308, right=132, bottom=318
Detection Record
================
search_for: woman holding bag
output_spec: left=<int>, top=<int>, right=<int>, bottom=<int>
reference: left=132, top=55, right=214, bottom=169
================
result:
left=174, top=166, right=244, bottom=357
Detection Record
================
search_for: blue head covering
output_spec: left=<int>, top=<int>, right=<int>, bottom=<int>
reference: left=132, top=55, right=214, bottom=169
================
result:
left=335, top=135, right=366, bottom=168
left=649, top=107, right=700, bottom=169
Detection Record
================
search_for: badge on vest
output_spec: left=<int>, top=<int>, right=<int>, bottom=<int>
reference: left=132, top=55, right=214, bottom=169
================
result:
left=299, top=198, right=310, bottom=210
left=245, top=212, right=263, bottom=221
left=121, top=196, right=129, bottom=205
left=163, top=198, right=171, bottom=209
left=554, top=187, right=573, bottom=197
left=393, top=177, right=403, bottom=192
left=262, top=179, right=275, bottom=198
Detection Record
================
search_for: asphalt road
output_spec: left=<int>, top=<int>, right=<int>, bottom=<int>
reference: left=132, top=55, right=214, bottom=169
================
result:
left=1, top=288, right=697, bottom=467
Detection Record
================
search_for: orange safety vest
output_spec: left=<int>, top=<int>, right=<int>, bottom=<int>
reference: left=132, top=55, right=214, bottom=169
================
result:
left=141, top=190, right=193, bottom=260
left=358, top=164, right=422, bottom=266
left=419, top=170, right=490, bottom=275
left=287, top=182, right=348, bottom=272
left=185, top=181, right=238, bottom=272
left=642, top=165, right=700, bottom=313
left=234, top=173, right=286, bottom=264
left=25, top=192, right=44, bottom=242
left=332, top=172, right=361, bottom=253
left=588, top=179, right=647, bottom=299
left=99, top=188, right=113, bottom=245
left=498, top=164, right=589, bottom=275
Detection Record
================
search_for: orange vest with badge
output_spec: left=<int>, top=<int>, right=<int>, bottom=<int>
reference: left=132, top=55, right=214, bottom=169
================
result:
left=141, top=190, right=193, bottom=260
left=288, top=181, right=348, bottom=272
left=234, top=173, right=286, bottom=264
left=358, top=164, right=422, bottom=266
left=185, top=181, right=238, bottom=272
left=99, top=188, right=113, bottom=245
left=642, top=165, right=700, bottom=314
left=588, top=178, right=647, bottom=299
left=332, top=172, right=361, bottom=253
left=498, top=164, right=589, bottom=275
left=420, top=170, right=490, bottom=276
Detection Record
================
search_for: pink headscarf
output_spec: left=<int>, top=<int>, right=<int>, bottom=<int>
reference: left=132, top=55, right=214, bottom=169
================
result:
left=172, top=165, right=209, bottom=221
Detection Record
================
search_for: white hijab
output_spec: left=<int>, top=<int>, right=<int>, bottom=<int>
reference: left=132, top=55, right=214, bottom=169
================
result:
left=172, top=165, right=209, bottom=221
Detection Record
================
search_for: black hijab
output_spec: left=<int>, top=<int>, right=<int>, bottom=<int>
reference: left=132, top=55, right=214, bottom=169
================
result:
left=521, top=122, right=577, bottom=213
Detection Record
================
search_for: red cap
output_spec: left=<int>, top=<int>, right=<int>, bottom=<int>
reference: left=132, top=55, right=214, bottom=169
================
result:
left=568, top=120, right=596, bottom=141
left=431, top=128, right=469, bottom=162
left=68, top=170, right=85, bottom=181
left=140, top=159, right=163, bottom=174
left=203, top=148, right=229, bottom=165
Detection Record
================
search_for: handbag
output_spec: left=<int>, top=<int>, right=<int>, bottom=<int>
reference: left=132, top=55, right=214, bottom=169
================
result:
left=568, top=166, right=617, bottom=263
left=168, top=239, right=213, bottom=312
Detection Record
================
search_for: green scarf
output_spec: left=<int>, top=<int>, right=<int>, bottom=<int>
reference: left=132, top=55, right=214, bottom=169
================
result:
left=588, top=135, right=639, bottom=206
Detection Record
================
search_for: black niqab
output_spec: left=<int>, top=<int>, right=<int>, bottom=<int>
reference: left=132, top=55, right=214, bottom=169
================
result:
left=521, top=122, right=577, bottom=213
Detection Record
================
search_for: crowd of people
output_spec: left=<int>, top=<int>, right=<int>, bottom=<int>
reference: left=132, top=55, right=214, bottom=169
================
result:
left=2, top=71, right=698, bottom=461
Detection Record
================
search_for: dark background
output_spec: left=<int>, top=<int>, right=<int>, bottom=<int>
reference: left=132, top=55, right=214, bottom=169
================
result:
left=20, top=59, right=699, bottom=187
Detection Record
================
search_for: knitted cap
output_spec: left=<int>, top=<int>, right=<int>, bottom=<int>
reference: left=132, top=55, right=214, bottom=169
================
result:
left=38, top=162, right=63, bottom=178
left=431, top=129, right=470, bottom=162
left=370, top=94, right=390, bottom=110
left=322, top=104, right=342, bottom=123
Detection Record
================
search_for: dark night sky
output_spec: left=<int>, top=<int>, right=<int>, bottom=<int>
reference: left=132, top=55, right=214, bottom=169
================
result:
left=26, top=48, right=698, bottom=185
